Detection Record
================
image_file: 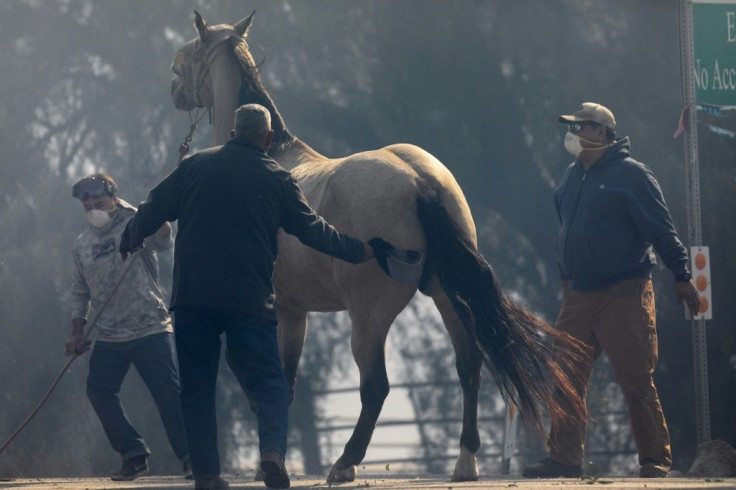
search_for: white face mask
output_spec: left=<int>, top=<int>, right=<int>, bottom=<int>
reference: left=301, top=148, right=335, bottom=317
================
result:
left=564, top=131, right=583, bottom=157
left=86, top=209, right=113, bottom=228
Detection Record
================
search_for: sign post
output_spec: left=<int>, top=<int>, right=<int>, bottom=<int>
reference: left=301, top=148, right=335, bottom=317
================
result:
left=679, top=0, right=735, bottom=444
left=501, top=403, right=518, bottom=475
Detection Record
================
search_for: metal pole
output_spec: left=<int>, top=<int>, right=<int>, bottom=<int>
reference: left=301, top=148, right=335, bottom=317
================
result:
left=679, top=0, right=711, bottom=444
left=501, top=403, right=517, bottom=475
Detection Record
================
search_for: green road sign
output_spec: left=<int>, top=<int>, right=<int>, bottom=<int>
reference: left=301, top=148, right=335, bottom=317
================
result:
left=693, top=0, right=736, bottom=106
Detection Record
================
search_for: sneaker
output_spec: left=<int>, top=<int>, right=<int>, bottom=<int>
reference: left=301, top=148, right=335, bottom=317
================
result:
left=182, top=456, right=193, bottom=480
left=111, top=454, right=149, bottom=481
left=260, top=451, right=290, bottom=489
left=194, top=475, right=229, bottom=490
left=640, top=460, right=670, bottom=478
left=522, top=457, right=582, bottom=478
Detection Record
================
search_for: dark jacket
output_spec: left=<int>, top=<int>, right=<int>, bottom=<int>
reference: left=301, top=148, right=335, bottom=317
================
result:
left=121, top=137, right=365, bottom=318
left=554, top=137, right=690, bottom=291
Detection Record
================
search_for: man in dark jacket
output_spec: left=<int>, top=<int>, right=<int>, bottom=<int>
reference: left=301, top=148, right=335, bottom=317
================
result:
left=523, top=103, right=700, bottom=479
left=120, top=103, right=372, bottom=490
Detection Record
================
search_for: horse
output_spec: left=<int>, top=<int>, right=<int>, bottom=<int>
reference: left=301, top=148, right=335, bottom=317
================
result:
left=169, top=11, right=585, bottom=483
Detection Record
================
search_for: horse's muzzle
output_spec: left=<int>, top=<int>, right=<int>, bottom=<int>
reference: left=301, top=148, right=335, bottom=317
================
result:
left=171, top=78, right=199, bottom=111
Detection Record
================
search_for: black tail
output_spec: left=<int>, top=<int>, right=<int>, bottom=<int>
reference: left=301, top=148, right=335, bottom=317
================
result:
left=416, top=191, right=586, bottom=438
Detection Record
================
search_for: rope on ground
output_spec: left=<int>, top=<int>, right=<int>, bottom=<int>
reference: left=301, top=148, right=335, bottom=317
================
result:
left=0, top=113, right=200, bottom=458
left=0, top=252, right=141, bottom=456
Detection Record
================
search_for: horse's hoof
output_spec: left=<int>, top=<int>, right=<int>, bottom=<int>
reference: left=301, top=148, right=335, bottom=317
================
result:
left=326, top=463, right=357, bottom=484
left=451, top=446, right=479, bottom=482
left=451, top=473, right=480, bottom=482
left=254, top=465, right=265, bottom=481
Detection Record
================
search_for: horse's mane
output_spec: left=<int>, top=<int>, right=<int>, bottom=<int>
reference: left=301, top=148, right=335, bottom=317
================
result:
left=231, top=40, right=294, bottom=155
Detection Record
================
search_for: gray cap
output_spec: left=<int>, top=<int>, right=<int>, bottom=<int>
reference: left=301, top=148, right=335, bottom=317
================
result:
left=558, top=102, right=616, bottom=130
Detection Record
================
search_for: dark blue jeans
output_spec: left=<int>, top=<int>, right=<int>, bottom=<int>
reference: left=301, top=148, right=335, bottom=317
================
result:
left=173, top=307, right=289, bottom=479
left=86, top=331, right=188, bottom=462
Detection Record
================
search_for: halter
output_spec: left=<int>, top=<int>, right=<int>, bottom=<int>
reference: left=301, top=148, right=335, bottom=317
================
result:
left=177, top=34, right=242, bottom=110
left=175, top=34, right=249, bottom=161
left=177, top=108, right=209, bottom=164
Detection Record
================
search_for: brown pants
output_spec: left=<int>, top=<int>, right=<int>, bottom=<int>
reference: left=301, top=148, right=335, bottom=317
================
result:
left=548, top=278, right=672, bottom=467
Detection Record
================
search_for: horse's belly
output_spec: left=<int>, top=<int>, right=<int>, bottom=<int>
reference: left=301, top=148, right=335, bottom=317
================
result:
left=272, top=241, right=346, bottom=313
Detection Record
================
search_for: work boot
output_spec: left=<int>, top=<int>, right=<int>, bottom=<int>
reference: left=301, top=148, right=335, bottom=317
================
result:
left=640, top=460, right=670, bottom=478
left=194, top=475, right=229, bottom=490
left=111, top=454, right=149, bottom=481
left=522, top=457, right=582, bottom=478
left=260, top=451, right=290, bottom=489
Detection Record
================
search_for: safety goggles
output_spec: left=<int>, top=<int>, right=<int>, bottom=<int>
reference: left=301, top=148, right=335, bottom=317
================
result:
left=568, top=121, right=601, bottom=134
left=72, top=177, right=116, bottom=200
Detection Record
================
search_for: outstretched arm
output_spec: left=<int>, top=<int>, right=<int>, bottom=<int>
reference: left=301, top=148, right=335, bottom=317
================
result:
left=280, top=175, right=367, bottom=264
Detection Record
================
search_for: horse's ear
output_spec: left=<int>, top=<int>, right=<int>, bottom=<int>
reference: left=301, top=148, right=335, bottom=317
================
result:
left=194, top=10, right=209, bottom=42
left=233, top=10, right=255, bottom=38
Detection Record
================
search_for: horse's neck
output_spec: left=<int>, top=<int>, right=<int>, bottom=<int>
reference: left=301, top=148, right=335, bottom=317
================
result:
left=212, top=81, right=239, bottom=146
left=210, top=57, right=327, bottom=171
left=271, top=138, right=326, bottom=172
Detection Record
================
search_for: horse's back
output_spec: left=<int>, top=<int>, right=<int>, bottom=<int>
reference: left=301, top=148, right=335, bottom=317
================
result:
left=320, top=143, right=476, bottom=247
left=273, top=143, right=476, bottom=312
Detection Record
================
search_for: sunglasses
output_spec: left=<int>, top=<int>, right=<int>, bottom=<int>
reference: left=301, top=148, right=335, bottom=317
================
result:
left=568, top=121, right=601, bottom=134
left=72, top=177, right=116, bottom=200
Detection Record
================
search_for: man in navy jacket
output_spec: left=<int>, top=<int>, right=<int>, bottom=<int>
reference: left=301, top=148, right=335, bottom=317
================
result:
left=523, top=103, right=700, bottom=479
left=121, top=104, right=371, bottom=490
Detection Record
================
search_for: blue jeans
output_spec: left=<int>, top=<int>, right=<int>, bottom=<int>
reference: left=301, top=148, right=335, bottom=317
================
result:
left=86, top=332, right=188, bottom=462
left=173, top=307, right=289, bottom=479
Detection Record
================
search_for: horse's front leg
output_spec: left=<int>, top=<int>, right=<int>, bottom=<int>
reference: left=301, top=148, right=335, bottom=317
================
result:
left=277, top=306, right=309, bottom=404
left=327, top=320, right=393, bottom=484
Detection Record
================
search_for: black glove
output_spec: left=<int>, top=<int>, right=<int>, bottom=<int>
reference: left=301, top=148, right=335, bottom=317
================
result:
left=119, top=227, right=142, bottom=260
left=368, top=237, right=395, bottom=278
left=369, top=237, right=423, bottom=283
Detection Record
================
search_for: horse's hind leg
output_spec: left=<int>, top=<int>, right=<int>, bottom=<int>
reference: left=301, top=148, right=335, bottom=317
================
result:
left=432, top=290, right=482, bottom=481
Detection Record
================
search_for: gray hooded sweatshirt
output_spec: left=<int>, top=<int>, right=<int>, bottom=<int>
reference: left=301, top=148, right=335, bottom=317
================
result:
left=71, top=199, right=173, bottom=342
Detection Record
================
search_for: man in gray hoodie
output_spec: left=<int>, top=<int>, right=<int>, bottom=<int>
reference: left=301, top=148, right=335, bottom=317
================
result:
left=67, top=174, right=190, bottom=481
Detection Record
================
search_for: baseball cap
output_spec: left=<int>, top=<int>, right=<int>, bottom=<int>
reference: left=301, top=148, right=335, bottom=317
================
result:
left=558, top=102, right=616, bottom=130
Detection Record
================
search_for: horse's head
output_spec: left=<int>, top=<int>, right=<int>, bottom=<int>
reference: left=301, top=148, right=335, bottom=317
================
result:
left=170, top=10, right=257, bottom=111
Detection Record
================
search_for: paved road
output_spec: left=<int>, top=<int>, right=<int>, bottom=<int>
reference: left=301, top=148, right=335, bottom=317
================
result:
left=1, top=475, right=735, bottom=489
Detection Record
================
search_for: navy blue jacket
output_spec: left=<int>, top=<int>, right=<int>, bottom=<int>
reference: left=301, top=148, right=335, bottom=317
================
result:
left=121, top=137, right=365, bottom=319
left=554, top=137, right=690, bottom=291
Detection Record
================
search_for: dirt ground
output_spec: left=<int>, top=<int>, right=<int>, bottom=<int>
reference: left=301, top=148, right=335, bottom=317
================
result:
left=1, top=475, right=735, bottom=490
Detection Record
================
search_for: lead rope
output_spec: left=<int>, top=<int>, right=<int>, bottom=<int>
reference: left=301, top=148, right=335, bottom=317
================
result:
left=0, top=118, right=202, bottom=457
left=179, top=108, right=208, bottom=165
left=0, top=252, right=140, bottom=456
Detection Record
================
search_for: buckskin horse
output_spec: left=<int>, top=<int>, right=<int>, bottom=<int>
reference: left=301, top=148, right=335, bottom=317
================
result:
left=169, top=11, right=584, bottom=483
